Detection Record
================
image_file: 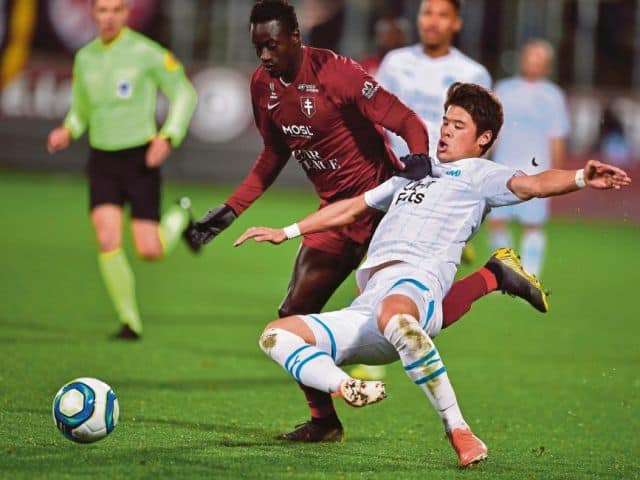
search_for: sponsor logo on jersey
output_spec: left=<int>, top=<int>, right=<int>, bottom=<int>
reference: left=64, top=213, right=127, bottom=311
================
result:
left=293, top=149, right=341, bottom=171
left=445, top=169, right=461, bottom=177
left=300, top=96, right=316, bottom=118
left=395, top=179, right=433, bottom=205
left=297, top=83, right=319, bottom=93
left=282, top=124, right=314, bottom=138
left=362, top=80, right=380, bottom=99
left=117, top=80, right=132, bottom=98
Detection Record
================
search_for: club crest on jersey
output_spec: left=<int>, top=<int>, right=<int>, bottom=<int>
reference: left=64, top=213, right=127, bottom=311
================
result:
left=117, top=80, right=132, bottom=99
left=300, top=96, right=316, bottom=118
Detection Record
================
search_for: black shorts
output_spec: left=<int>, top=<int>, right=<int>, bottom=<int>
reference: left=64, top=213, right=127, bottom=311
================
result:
left=87, top=145, right=161, bottom=221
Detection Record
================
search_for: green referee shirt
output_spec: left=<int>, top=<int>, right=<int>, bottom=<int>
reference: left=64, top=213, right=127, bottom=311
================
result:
left=64, top=28, right=197, bottom=151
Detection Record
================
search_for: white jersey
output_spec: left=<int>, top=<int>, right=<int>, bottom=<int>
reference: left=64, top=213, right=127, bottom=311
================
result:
left=359, top=159, right=523, bottom=296
left=493, top=77, right=569, bottom=172
left=377, top=45, right=492, bottom=158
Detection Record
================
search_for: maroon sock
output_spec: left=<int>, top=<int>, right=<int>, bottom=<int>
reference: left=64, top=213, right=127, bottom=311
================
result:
left=298, top=383, right=339, bottom=423
left=442, top=268, right=497, bottom=328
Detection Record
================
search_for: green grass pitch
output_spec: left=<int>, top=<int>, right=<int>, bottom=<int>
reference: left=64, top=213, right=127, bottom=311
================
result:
left=0, top=172, right=638, bottom=479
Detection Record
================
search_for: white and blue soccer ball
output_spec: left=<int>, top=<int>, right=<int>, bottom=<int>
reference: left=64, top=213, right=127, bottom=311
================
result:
left=52, top=377, right=119, bottom=443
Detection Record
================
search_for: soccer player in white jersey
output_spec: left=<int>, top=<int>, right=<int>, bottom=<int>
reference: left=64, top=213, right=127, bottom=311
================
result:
left=488, top=39, right=570, bottom=277
left=376, top=0, right=489, bottom=270
left=234, top=83, right=630, bottom=467
left=376, top=0, right=491, bottom=160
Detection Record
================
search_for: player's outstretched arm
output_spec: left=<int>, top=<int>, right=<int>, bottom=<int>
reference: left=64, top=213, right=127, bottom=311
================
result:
left=508, top=160, right=631, bottom=200
left=234, top=194, right=372, bottom=247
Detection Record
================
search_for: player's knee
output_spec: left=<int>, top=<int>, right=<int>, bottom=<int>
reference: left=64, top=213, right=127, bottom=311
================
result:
left=377, top=295, right=419, bottom=332
left=95, top=231, right=120, bottom=252
left=259, top=327, right=280, bottom=355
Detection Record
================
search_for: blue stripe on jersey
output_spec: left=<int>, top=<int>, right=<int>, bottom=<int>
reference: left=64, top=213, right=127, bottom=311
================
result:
left=308, top=315, right=337, bottom=360
left=403, top=349, right=437, bottom=371
left=415, top=366, right=447, bottom=385
left=293, top=352, right=330, bottom=383
left=285, top=345, right=312, bottom=373
left=388, top=278, right=429, bottom=293
left=422, top=300, right=435, bottom=330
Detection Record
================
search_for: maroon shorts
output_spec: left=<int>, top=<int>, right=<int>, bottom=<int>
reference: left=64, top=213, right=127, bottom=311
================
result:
left=302, top=209, right=383, bottom=268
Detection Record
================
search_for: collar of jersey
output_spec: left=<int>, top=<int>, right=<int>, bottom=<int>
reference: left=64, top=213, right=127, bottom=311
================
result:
left=279, top=45, right=309, bottom=88
left=98, top=27, right=128, bottom=50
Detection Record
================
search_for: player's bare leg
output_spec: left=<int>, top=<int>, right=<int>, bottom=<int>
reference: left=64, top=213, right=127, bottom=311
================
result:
left=92, top=204, right=141, bottom=339
left=378, top=294, right=487, bottom=467
left=132, top=219, right=163, bottom=260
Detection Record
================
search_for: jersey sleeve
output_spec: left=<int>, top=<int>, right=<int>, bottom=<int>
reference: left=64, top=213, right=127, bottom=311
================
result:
left=150, top=48, right=197, bottom=147
left=225, top=76, right=291, bottom=215
left=63, top=57, right=90, bottom=139
left=548, top=87, right=570, bottom=138
left=475, top=161, right=523, bottom=207
left=473, top=66, right=492, bottom=89
left=364, top=176, right=411, bottom=212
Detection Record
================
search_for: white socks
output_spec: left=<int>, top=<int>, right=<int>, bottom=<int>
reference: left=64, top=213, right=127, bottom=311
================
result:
left=521, top=229, right=546, bottom=277
left=259, top=328, right=349, bottom=393
left=383, top=314, right=466, bottom=432
left=490, top=227, right=513, bottom=252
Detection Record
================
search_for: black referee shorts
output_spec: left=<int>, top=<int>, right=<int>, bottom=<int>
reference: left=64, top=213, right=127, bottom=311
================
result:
left=87, top=145, right=161, bottom=221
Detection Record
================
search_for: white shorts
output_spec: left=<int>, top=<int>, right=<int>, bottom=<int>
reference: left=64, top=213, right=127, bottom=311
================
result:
left=299, top=263, right=443, bottom=367
left=490, top=197, right=549, bottom=225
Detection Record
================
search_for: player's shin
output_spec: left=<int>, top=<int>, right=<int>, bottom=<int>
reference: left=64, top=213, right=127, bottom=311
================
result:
left=98, top=248, right=142, bottom=333
left=383, top=314, right=466, bottom=432
left=158, top=203, right=190, bottom=255
left=259, top=328, right=349, bottom=394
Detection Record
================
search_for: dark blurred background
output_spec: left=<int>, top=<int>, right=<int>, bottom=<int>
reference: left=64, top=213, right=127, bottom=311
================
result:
left=1, top=0, right=638, bottom=218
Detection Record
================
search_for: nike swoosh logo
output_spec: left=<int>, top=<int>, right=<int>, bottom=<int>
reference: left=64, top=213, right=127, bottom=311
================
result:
left=267, top=102, right=280, bottom=110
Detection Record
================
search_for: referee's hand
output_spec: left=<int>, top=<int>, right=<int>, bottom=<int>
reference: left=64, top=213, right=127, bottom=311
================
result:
left=47, top=126, right=71, bottom=153
left=146, top=136, right=172, bottom=168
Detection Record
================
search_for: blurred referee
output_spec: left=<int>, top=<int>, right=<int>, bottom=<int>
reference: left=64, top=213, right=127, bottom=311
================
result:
left=47, top=0, right=197, bottom=340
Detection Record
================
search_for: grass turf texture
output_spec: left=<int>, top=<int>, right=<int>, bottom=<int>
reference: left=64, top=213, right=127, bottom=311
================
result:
left=0, top=171, right=638, bottom=479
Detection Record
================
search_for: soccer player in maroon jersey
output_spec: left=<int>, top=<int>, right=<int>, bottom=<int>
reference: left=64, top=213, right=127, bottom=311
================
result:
left=190, top=0, right=548, bottom=442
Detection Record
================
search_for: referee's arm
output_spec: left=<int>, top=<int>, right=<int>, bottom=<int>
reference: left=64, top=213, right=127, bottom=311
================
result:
left=154, top=51, right=197, bottom=147
left=63, top=59, right=90, bottom=140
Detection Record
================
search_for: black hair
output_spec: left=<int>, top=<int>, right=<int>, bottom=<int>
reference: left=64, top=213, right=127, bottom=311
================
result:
left=250, top=0, right=299, bottom=34
left=423, top=0, right=463, bottom=14
left=444, top=82, right=503, bottom=155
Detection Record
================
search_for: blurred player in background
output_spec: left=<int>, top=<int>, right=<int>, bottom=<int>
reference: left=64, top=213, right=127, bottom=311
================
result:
left=235, top=83, right=631, bottom=467
left=488, top=39, right=570, bottom=277
left=46, top=0, right=197, bottom=340
left=359, top=16, right=410, bottom=77
left=191, top=0, right=546, bottom=443
left=376, top=0, right=491, bottom=266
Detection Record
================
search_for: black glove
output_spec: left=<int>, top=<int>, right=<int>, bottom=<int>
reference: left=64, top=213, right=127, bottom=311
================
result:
left=395, top=153, right=433, bottom=180
left=189, top=204, right=237, bottom=245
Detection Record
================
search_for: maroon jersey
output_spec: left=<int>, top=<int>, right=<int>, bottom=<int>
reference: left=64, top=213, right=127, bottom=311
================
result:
left=227, top=46, right=428, bottom=245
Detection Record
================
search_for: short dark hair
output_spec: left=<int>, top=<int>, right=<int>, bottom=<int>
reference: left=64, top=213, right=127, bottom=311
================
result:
left=444, top=82, right=503, bottom=155
left=250, top=0, right=299, bottom=34
left=424, top=0, right=463, bottom=13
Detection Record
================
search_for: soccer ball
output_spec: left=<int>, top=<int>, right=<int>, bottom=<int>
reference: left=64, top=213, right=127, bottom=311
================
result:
left=52, top=377, right=119, bottom=443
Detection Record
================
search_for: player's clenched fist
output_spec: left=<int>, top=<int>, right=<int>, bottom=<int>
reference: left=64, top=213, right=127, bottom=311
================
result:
left=47, top=126, right=72, bottom=153
left=234, top=227, right=287, bottom=247
left=189, top=204, right=237, bottom=245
